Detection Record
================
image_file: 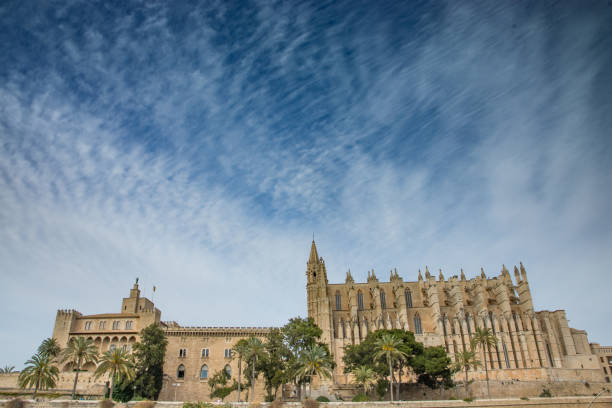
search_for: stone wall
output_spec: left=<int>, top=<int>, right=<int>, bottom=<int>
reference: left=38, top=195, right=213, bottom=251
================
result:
left=1, top=396, right=612, bottom=408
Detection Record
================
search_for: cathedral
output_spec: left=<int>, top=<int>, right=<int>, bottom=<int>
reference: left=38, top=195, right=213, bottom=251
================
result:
left=0, top=241, right=608, bottom=401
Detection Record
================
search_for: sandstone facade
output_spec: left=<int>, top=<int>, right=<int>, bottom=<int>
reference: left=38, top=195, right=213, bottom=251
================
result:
left=1, top=241, right=609, bottom=402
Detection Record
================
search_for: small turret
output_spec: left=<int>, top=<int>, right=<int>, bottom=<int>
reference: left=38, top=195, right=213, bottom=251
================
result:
left=418, top=269, right=423, bottom=281
left=514, top=265, right=522, bottom=283
left=439, top=269, right=445, bottom=281
left=480, top=267, right=486, bottom=279
left=520, top=261, right=527, bottom=281
left=368, top=269, right=378, bottom=283
left=460, top=268, right=466, bottom=281
left=345, top=269, right=354, bottom=284
left=425, top=266, right=431, bottom=279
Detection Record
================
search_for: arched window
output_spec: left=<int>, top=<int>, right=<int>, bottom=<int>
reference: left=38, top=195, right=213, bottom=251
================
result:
left=405, top=289, right=413, bottom=308
left=225, top=364, right=232, bottom=377
left=414, top=315, right=422, bottom=334
left=502, top=343, right=510, bottom=368
left=380, top=291, right=386, bottom=309
left=341, top=320, right=346, bottom=338
left=200, top=364, right=208, bottom=379
left=177, top=364, right=185, bottom=379
left=465, top=314, right=472, bottom=335
left=357, top=291, right=364, bottom=311
left=335, top=291, right=342, bottom=310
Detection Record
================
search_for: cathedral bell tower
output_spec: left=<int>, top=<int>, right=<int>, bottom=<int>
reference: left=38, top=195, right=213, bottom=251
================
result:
left=306, top=240, right=333, bottom=346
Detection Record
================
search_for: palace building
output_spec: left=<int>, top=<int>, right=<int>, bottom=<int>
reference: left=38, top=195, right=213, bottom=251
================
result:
left=0, top=240, right=608, bottom=400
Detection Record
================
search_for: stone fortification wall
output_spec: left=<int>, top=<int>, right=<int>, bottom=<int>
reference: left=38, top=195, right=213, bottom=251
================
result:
left=1, top=396, right=612, bottom=408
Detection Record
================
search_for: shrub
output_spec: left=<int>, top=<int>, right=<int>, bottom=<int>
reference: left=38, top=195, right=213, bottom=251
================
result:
left=520, top=397, right=529, bottom=400
left=99, top=399, right=115, bottom=408
left=302, top=398, right=319, bottom=408
left=270, top=400, right=284, bottom=408
left=463, top=397, right=473, bottom=402
left=135, top=401, right=155, bottom=408
left=315, top=396, right=329, bottom=402
left=539, top=389, right=552, bottom=398
left=351, top=394, right=369, bottom=402
left=449, top=396, right=457, bottom=400
left=6, top=398, right=24, bottom=408
left=183, top=402, right=215, bottom=408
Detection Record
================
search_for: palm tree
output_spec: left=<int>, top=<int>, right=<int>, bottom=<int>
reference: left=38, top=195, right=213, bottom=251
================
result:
left=61, top=337, right=99, bottom=399
left=18, top=353, right=59, bottom=399
left=470, top=328, right=498, bottom=399
left=1, top=365, right=16, bottom=374
left=232, top=339, right=250, bottom=402
left=296, top=344, right=333, bottom=398
left=94, top=348, right=135, bottom=400
left=373, top=334, right=407, bottom=402
left=245, top=337, right=266, bottom=403
left=38, top=338, right=61, bottom=360
left=453, top=350, right=481, bottom=398
left=352, top=366, right=376, bottom=395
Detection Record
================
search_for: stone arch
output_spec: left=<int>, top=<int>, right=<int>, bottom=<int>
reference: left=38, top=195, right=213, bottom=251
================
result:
left=63, top=362, right=75, bottom=372
left=82, top=362, right=96, bottom=371
left=129, top=336, right=137, bottom=343
left=120, top=336, right=128, bottom=343
left=177, top=364, right=185, bottom=379
left=111, top=336, right=119, bottom=342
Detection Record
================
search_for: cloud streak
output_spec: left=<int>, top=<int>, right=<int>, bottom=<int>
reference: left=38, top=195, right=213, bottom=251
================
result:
left=0, top=0, right=611, bottom=368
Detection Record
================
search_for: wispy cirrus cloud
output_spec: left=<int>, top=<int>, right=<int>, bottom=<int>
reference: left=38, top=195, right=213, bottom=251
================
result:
left=0, top=0, right=611, bottom=367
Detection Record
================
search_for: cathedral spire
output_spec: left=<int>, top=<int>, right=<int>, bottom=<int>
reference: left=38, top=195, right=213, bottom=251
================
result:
left=308, top=240, right=319, bottom=264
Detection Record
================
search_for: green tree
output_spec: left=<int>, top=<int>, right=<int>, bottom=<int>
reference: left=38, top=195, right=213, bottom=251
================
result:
left=94, top=348, right=135, bottom=401
left=132, top=324, right=168, bottom=400
left=453, top=350, right=481, bottom=398
left=18, top=353, right=59, bottom=399
left=1, top=365, right=16, bottom=374
left=296, top=344, right=333, bottom=397
left=259, top=328, right=289, bottom=401
left=413, top=346, right=453, bottom=393
left=282, top=317, right=328, bottom=400
left=232, top=338, right=250, bottom=402
left=351, top=366, right=376, bottom=395
left=245, top=336, right=266, bottom=402
left=470, top=328, right=498, bottom=399
left=60, top=337, right=99, bottom=399
left=208, top=368, right=239, bottom=401
left=373, top=334, right=407, bottom=402
left=38, top=338, right=61, bottom=360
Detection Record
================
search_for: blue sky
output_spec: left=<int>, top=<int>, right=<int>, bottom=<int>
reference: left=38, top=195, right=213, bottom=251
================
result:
left=1, top=0, right=611, bottom=368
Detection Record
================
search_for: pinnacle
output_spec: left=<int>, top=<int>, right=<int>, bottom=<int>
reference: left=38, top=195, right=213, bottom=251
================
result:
left=308, top=240, right=319, bottom=264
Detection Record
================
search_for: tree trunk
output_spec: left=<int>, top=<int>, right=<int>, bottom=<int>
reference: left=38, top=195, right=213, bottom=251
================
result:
left=388, top=354, right=393, bottom=402
left=72, top=355, right=82, bottom=399
left=110, top=368, right=116, bottom=401
left=250, top=356, right=256, bottom=403
left=464, top=365, right=469, bottom=398
left=397, top=361, right=402, bottom=401
left=33, top=378, right=39, bottom=399
left=483, top=345, right=490, bottom=399
left=237, top=357, right=242, bottom=402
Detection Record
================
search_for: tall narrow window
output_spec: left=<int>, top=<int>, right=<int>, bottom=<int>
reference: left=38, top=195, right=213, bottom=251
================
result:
left=177, top=364, right=185, bottom=379
left=357, top=291, right=364, bottom=311
left=546, top=343, right=554, bottom=367
left=405, top=289, right=413, bottom=308
left=513, top=313, right=520, bottom=331
left=225, top=364, right=232, bottom=377
left=414, top=315, right=422, bottom=334
left=489, top=312, right=496, bottom=334
left=465, top=314, right=472, bottom=335
left=201, top=348, right=209, bottom=358
left=442, top=315, right=448, bottom=336
left=200, top=365, right=208, bottom=379
left=502, top=342, right=510, bottom=368
left=380, top=291, right=386, bottom=309
left=335, top=292, right=342, bottom=310
left=341, top=320, right=346, bottom=338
